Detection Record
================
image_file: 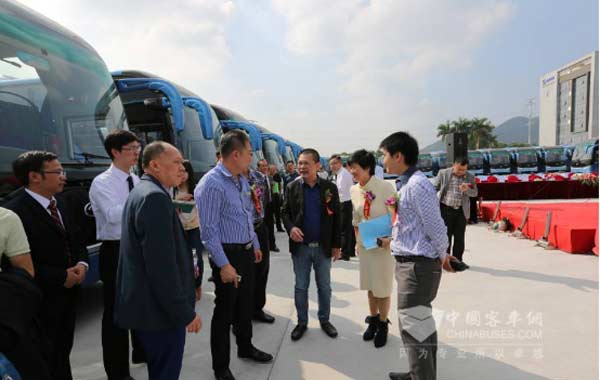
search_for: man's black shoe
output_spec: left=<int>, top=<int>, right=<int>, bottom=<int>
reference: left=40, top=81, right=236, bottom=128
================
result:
left=253, top=311, right=275, bottom=323
left=291, top=324, right=307, bottom=341
left=320, top=321, right=338, bottom=338
left=237, top=346, right=273, bottom=363
left=131, top=350, right=146, bottom=365
left=214, top=368, right=235, bottom=380
left=271, top=247, right=280, bottom=252
left=388, top=372, right=411, bottom=380
left=450, top=259, right=468, bottom=272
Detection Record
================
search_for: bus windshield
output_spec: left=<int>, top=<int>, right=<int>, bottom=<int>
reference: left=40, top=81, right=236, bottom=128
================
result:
left=284, top=146, right=295, bottom=165
left=0, top=12, right=125, bottom=168
left=263, top=139, right=284, bottom=171
left=572, top=142, right=596, bottom=166
left=490, top=151, right=510, bottom=165
left=468, top=152, right=483, bottom=167
left=544, top=148, right=565, bottom=164
left=516, top=150, right=537, bottom=165
left=417, top=154, right=432, bottom=170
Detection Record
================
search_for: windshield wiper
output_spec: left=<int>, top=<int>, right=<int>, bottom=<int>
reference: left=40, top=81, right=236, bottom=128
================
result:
left=67, top=151, right=111, bottom=166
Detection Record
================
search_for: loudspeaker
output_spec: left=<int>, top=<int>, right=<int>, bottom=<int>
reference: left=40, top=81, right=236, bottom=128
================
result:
left=445, top=133, right=468, bottom=164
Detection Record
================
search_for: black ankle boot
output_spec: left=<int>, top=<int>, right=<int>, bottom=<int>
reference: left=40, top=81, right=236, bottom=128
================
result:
left=363, top=314, right=379, bottom=341
left=374, top=318, right=391, bottom=348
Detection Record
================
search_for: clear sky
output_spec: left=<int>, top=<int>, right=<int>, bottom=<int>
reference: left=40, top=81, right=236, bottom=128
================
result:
left=20, top=0, right=599, bottom=156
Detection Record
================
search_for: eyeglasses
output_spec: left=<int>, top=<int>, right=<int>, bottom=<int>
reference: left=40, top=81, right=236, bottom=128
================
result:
left=40, top=169, right=67, bottom=176
left=121, top=145, right=142, bottom=152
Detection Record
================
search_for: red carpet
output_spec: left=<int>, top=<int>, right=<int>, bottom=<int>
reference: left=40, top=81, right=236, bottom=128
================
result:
left=480, top=201, right=599, bottom=255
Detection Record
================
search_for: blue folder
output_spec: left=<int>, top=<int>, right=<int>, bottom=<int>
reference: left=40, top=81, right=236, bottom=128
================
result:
left=358, top=213, right=392, bottom=250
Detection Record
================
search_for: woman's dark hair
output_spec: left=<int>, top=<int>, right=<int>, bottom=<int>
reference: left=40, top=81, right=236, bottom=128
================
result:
left=12, top=150, right=58, bottom=186
left=104, top=130, right=139, bottom=159
left=379, top=131, right=419, bottom=166
left=181, top=160, right=196, bottom=191
left=348, top=149, right=375, bottom=176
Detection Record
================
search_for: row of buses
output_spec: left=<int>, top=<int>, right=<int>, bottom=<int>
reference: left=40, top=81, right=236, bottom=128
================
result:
left=417, top=141, right=598, bottom=177
left=0, top=1, right=306, bottom=285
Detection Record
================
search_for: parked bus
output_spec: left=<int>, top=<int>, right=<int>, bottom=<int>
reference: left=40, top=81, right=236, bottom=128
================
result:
left=467, top=150, right=485, bottom=175
left=570, top=139, right=599, bottom=174
left=540, top=146, right=572, bottom=173
left=431, top=151, right=447, bottom=176
left=284, top=140, right=303, bottom=165
left=481, top=148, right=512, bottom=175
left=112, top=71, right=217, bottom=180
left=417, top=153, right=433, bottom=177
left=508, top=147, right=542, bottom=174
left=0, top=1, right=132, bottom=285
left=257, top=127, right=286, bottom=172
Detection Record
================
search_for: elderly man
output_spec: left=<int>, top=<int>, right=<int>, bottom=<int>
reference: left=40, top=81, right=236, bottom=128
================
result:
left=433, top=156, right=478, bottom=267
left=115, top=142, right=201, bottom=380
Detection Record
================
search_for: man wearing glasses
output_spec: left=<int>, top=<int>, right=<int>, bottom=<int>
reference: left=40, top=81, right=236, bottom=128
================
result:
left=4, top=150, right=89, bottom=380
left=90, top=130, right=146, bottom=380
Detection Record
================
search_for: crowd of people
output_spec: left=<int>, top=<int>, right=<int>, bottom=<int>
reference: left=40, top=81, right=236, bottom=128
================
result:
left=0, top=129, right=479, bottom=380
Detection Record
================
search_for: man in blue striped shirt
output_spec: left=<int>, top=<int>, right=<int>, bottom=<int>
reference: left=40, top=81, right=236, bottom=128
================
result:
left=378, top=132, right=454, bottom=380
left=195, top=130, right=273, bottom=380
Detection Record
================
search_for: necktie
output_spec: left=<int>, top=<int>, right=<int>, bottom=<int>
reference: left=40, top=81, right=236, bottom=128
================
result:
left=127, top=176, right=134, bottom=192
left=48, top=199, right=64, bottom=230
left=48, top=199, right=72, bottom=264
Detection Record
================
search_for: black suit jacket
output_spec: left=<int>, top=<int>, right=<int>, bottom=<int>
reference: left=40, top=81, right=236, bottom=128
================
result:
left=282, top=177, right=342, bottom=256
left=115, top=175, right=196, bottom=330
left=3, top=188, right=88, bottom=293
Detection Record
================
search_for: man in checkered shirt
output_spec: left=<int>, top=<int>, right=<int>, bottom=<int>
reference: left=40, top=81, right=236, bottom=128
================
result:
left=378, top=132, right=454, bottom=380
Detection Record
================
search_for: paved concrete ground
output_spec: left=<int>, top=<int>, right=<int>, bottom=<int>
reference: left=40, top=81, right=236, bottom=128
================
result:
left=72, top=223, right=598, bottom=380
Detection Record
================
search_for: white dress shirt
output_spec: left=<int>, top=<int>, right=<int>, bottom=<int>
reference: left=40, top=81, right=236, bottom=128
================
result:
left=335, top=167, right=354, bottom=202
left=24, top=188, right=88, bottom=269
left=89, top=164, right=140, bottom=241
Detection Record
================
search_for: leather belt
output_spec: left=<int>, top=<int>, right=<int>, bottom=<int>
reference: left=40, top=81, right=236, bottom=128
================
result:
left=442, top=203, right=462, bottom=210
left=222, top=242, right=253, bottom=251
left=394, top=255, right=437, bottom=263
left=304, top=242, right=320, bottom=248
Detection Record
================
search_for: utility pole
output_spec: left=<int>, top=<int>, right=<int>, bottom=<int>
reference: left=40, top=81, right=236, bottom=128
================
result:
left=527, top=97, right=535, bottom=145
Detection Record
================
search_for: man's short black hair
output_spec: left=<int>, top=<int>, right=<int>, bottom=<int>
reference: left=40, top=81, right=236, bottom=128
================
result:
left=220, top=130, right=250, bottom=158
left=329, top=154, right=341, bottom=163
left=348, top=149, right=376, bottom=176
left=103, top=130, right=139, bottom=159
left=285, top=160, right=294, bottom=165
left=142, top=141, right=167, bottom=169
left=299, top=148, right=320, bottom=163
left=454, top=156, right=469, bottom=166
left=379, top=132, right=419, bottom=166
left=12, top=150, right=58, bottom=186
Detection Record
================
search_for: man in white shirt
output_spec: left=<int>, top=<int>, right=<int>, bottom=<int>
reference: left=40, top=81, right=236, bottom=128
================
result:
left=90, top=130, right=145, bottom=380
left=329, top=155, right=356, bottom=261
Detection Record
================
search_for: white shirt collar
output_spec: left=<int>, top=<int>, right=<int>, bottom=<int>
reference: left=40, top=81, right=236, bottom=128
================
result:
left=25, top=188, right=56, bottom=210
left=108, top=163, right=132, bottom=182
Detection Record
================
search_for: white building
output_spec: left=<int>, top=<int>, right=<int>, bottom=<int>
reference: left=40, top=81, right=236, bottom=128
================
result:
left=539, top=51, right=599, bottom=146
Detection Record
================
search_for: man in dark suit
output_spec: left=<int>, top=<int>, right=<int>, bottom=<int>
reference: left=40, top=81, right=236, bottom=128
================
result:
left=115, top=142, right=201, bottom=380
left=4, top=151, right=89, bottom=380
left=282, top=148, right=342, bottom=341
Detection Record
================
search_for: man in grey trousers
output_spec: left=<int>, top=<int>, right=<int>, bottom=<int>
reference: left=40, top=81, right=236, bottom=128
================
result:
left=379, top=132, right=454, bottom=380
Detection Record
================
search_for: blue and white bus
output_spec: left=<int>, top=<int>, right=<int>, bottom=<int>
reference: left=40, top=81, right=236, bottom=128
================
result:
left=468, top=150, right=485, bottom=175
left=417, top=153, right=433, bottom=177
left=481, top=148, right=512, bottom=175
left=0, top=0, right=132, bottom=286
left=431, top=151, right=448, bottom=176
left=570, top=139, right=599, bottom=174
left=508, top=147, right=542, bottom=174
left=540, top=146, right=572, bottom=173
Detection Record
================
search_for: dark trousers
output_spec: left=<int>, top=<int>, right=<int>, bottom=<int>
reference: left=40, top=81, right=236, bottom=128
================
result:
left=100, top=241, right=145, bottom=379
left=440, top=204, right=467, bottom=262
left=185, top=227, right=205, bottom=287
left=469, top=197, right=479, bottom=223
left=265, top=202, right=277, bottom=249
left=395, top=259, right=442, bottom=380
left=254, top=222, right=270, bottom=313
left=135, top=328, right=185, bottom=380
left=3, top=325, right=51, bottom=380
left=210, top=244, right=256, bottom=372
left=41, top=290, right=77, bottom=380
left=341, top=200, right=356, bottom=258
left=272, top=194, right=284, bottom=231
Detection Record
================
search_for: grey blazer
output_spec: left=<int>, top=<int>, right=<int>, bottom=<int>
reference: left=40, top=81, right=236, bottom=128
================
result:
left=433, top=168, right=478, bottom=220
left=115, top=174, right=196, bottom=330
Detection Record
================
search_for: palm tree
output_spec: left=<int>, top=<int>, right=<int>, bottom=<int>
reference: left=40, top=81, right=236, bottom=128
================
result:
left=436, top=121, right=454, bottom=139
left=469, top=117, right=496, bottom=149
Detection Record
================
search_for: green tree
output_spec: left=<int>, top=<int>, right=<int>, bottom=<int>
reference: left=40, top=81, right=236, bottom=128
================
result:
left=436, top=120, right=454, bottom=139
left=468, top=117, right=497, bottom=149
